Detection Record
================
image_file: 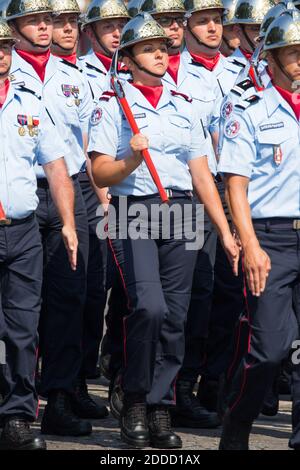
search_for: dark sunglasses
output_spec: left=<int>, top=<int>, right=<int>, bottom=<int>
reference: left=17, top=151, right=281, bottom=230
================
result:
left=156, top=16, right=185, bottom=28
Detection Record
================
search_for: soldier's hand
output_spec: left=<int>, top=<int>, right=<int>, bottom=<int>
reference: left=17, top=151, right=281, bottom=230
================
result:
left=243, top=238, right=271, bottom=297
left=221, top=232, right=240, bottom=277
left=130, top=133, right=149, bottom=161
left=62, top=225, right=78, bottom=271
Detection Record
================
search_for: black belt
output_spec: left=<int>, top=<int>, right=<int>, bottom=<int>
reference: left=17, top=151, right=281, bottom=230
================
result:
left=252, top=218, right=300, bottom=230
left=37, top=173, right=79, bottom=189
left=0, top=212, right=34, bottom=227
left=116, top=189, right=193, bottom=201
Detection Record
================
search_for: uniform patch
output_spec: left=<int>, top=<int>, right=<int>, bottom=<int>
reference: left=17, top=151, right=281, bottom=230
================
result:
left=133, top=113, right=146, bottom=119
left=273, top=145, right=283, bottom=166
left=221, top=101, right=233, bottom=120
left=259, top=122, right=284, bottom=132
left=225, top=119, right=240, bottom=139
left=90, top=107, right=103, bottom=125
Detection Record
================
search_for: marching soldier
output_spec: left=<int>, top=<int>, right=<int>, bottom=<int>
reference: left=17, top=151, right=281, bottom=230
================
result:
left=0, top=19, right=77, bottom=450
left=225, top=0, right=276, bottom=80
left=79, top=0, right=130, bottom=99
left=88, top=11, right=238, bottom=449
left=4, top=0, right=99, bottom=436
left=218, top=7, right=300, bottom=449
left=49, top=0, right=110, bottom=415
left=220, top=0, right=240, bottom=56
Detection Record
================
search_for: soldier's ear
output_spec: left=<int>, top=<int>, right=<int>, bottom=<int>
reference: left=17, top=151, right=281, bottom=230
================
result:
left=122, top=55, right=134, bottom=71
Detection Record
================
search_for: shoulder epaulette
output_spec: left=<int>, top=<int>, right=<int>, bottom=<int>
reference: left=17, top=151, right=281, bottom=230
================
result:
left=231, top=78, right=253, bottom=96
left=170, top=90, right=192, bottom=103
left=60, top=58, right=83, bottom=73
left=85, top=62, right=106, bottom=76
left=99, top=91, right=117, bottom=102
left=231, top=59, right=246, bottom=69
left=15, top=84, right=42, bottom=100
left=235, top=94, right=260, bottom=111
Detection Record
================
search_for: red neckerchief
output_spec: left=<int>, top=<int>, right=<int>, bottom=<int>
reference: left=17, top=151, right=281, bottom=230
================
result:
left=54, top=52, right=77, bottom=64
left=274, top=83, right=300, bottom=120
left=167, top=52, right=181, bottom=84
left=240, top=48, right=252, bottom=61
left=95, top=52, right=112, bottom=72
left=16, top=49, right=50, bottom=82
left=190, top=51, right=221, bottom=71
left=131, top=83, right=163, bottom=109
left=0, top=79, right=10, bottom=109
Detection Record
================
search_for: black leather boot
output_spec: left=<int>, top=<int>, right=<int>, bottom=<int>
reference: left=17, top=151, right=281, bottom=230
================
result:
left=120, top=394, right=149, bottom=448
left=109, top=370, right=124, bottom=420
left=219, top=409, right=252, bottom=450
left=41, top=390, right=92, bottom=436
left=0, top=417, right=46, bottom=450
left=71, top=377, right=109, bottom=419
left=148, top=406, right=182, bottom=449
left=172, top=380, right=220, bottom=428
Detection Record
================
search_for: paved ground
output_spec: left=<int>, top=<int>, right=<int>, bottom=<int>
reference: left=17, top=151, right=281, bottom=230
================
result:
left=34, top=377, right=293, bottom=451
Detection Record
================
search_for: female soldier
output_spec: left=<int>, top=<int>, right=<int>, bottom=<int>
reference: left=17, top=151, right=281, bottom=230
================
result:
left=88, top=12, right=238, bottom=449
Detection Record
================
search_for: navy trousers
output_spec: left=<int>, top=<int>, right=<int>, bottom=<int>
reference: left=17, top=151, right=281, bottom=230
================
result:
left=227, top=221, right=300, bottom=422
left=109, top=195, right=198, bottom=405
left=37, top=178, right=89, bottom=395
left=79, top=174, right=107, bottom=378
left=0, top=215, right=42, bottom=421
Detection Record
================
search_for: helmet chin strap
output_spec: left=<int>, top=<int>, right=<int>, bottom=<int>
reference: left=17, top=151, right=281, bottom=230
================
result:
left=222, top=34, right=235, bottom=53
left=123, top=50, right=165, bottom=78
left=13, top=21, right=50, bottom=50
left=240, top=25, right=256, bottom=53
left=51, top=41, right=74, bottom=52
left=271, top=49, right=294, bottom=84
left=187, top=20, right=221, bottom=51
left=91, top=23, right=113, bottom=58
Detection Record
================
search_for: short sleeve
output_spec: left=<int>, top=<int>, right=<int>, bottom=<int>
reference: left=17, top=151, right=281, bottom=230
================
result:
left=87, top=101, right=119, bottom=158
left=218, top=111, right=256, bottom=177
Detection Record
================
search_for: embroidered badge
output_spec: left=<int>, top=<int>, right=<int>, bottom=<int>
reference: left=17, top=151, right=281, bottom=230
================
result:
left=259, top=122, right=284, bottom=132
left=225, top=119, right=240, bottom=139
left=273, top=145, right=283, bottom=166
left=221, top=101, right=233, bottom=120
left=90, top=107, right=103, bottom=125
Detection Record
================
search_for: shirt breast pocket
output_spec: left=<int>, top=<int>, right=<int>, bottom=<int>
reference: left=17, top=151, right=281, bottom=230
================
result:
left=256, top=130, right=291, bottom=171
left=55, top=88, right=80, bottom=124
left=168, top=115, right=191, bottom=149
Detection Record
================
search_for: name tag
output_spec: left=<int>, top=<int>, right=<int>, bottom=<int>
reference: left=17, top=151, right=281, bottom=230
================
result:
left=133, top=113, right=146, bottom=119
left=259, top=122, right=284, bottom=131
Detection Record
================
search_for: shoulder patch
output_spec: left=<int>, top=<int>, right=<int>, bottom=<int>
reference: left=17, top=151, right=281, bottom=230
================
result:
left=224, top=119, right=241, bottom=139
left=170, top=90, right=193, bottom=103
left=235, top=94, right=261, bottom=111
left=90, top=107, right=103, bottom=125
left=232, top=78, right=253, bottom=96
left=221, top=100, right=233, bottom=120
left=99, top=91, right=117, bottom=102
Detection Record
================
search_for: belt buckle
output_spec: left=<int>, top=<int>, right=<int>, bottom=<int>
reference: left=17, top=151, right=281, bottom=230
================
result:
left=0, top=218, right=12, bottom=226
left=293, top=220, right=300, bottom=230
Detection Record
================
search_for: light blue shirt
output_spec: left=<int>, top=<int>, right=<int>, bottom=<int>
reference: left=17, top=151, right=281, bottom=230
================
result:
left=218, top=60, right=268, bottom=154
left=0, top=80, right=66, bottom=219
left=78, top=50, right=111, bottom=102
left=11, top=50, right=94, bottom=178
left=88, top=81, right=209, bottom=196
left=218, top=76, right=300, bottom=219
left=163, top=55, right=220, bottom=175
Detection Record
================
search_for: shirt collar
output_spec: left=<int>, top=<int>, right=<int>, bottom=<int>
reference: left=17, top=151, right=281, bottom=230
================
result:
left=11, top=49, right=58, bottom=85
left=122, top=80, right=177, bottom=113
left=80, top=50, right=107, bottom=75
left=263, top=76, right=298, bottom=121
